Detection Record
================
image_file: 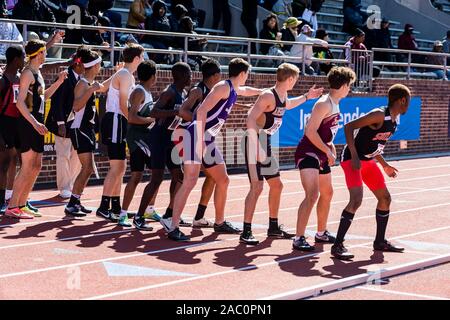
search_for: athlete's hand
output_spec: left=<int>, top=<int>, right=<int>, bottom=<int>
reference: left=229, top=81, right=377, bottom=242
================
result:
left=327, top=150, right=336, bottom=166
left=351, top=157, right=361, bottom=170
left=306, top=84, right=324, bottom=100
left=33, top=121, right=48, bottom=136
left=383, top=165, right=398, bottom=178
left=57, top=124, right=66, bottom=137
left=57, top=70, right=68, bottom=84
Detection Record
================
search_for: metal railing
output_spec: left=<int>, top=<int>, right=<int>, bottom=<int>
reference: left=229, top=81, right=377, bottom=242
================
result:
left=371, top=47, right=450, bottom=80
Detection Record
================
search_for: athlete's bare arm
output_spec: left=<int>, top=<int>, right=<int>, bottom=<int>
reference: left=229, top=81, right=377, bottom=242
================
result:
left=148, top=89, right=179, bottom=119
left=117, top=70, right=134, bottom=119
left=235, top=86, right=264, bottom=97
left=286, top=85, right=324, bottom=110
left=44, top=70, right=67, bottom=100
left=178, top=87, right=202, bottom=122
left=73, top=80, right=99, bottom=112
left=128, top=87, right=154, bottom=126
left=344, top=110, right=385, bottom=170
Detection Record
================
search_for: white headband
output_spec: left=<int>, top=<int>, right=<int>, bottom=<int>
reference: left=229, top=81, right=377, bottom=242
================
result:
left=84, top=57, right=102, bottom=68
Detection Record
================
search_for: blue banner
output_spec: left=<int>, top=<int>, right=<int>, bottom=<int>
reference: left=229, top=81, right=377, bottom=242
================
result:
left=273, top=97, right=422, bottom=147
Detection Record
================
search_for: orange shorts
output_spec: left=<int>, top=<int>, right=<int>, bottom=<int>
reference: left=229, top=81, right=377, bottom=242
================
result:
left=341, top=159, right=386, bottom=191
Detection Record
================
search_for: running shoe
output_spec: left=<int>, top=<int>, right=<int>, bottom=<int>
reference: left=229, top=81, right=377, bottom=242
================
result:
left=331, top=243, right=354, bottom=260
left=179, top=217, right=192, bottom=227
left=0, top=201, right=7, bottom=215
left=133, top=215, right=153, bottom=231
left=160, top=217, right=173, bottom=232
left=315, top=230, right=336, bottom=244
left=5, top=207, right=34, bottom=219
left=64, top=204, right=87, bottom=217
left=96, top=208, right=111, bottom=220
left=168, top=227, right=190, bottom=242
left=26, top=201, right=39, bottom=213
left=109, top=211, right=120, bottom=222
left=214, top=221, right=241, bottom=234
left=143, top=209, right=161, bottom=222
left=239, top=230, right=259, bottom=245
left=373, top=240, right=405, bottom=253
left=118, top=215, right=132, bottom=227
left=192, top=217, right=214, bottom=228
left=267, top=224, right=295, bottom=239
left=22, top=205, right=42, bottom=217
left=292, top=236, right=315, bottom=252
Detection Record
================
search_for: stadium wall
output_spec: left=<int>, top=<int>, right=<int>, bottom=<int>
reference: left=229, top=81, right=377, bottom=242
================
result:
left=35, top=66, right=450, bottom=186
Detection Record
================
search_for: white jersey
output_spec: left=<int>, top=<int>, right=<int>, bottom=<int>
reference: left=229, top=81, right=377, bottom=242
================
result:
left=105, top=68, right=135, bottom=115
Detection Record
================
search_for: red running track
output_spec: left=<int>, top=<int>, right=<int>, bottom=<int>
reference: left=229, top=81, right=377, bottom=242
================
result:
left=0, top=156, right=449, bottom=300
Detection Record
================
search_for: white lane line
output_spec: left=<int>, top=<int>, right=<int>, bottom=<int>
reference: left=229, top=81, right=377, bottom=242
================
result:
left=355, top=286, right=449, bottom=300
left=84, top=225, right=450, bottom=300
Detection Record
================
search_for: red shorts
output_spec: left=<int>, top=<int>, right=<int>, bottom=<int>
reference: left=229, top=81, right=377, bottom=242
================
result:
left=341, top=159, right=386, bottom=191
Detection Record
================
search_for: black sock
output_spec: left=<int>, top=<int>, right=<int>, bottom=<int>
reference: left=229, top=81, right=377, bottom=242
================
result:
left=163, top=207, right=173, bottom=219
left=335, top=210, right=355, bottom=245
left=111, top=196, right=121, bottom=214
left=243, top=222, right=252, bottom=234
left=68, top=195, right=80, bottom=207
left=99, top=196, right=110, bottom=211
left=194, top=204, right=207, bottom=221
left=0, top=189, right=5, bottom=205
left=375, top=209, right=390, bottom=243
left=269, top=218, right=278, bottom=230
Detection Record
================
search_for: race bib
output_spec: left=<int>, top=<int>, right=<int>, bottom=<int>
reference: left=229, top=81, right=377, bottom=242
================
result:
left=330, top=126, right=339, bottom=141
left=39, top=95, right=45, bottom=115
left=264, top=117, right=282, bottom=136
left=207, top=118, right=225, bottom=137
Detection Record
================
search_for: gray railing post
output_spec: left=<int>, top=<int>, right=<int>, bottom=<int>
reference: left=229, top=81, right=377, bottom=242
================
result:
left=407, top=52, right=411, bottom=80
left=302, top=44, right=305, bottom=75
left=183, top=35, right=188, bottom=63
left=369, top=50, right=374, bottom=92
left=23, top=23, right=28, bottom=42
left=110, top=30, right=115, bottom=67
left=247, top=40, right=251, bottom=63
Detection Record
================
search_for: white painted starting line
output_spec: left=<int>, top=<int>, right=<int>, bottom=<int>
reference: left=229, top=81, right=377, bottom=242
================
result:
left=259, top=253, right=450, bottom=300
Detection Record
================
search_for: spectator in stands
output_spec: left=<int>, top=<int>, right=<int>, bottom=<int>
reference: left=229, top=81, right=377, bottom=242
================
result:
left=313, top=28, right=334, bottom=75
left=127, top=0, right=149, bottom=29
left=171, top=0, right=205, bottom=28
left=425, top=41, right=449, bottom=80
left=0, top=9, right=23, bottom=57
left=342, top=0, right=367, bottom=36
left=43, top=0, right=69, bottom=23
left=169, top=4, right=188, bottom=33
left=212, top=0, right=231, bottom=36
left=398, top=23, right=423, bottom=68
left=176, top=16, right=207, bottom=69
left=241, top=0, right=258, bottom=54
left=12, top=0, right=56, bottom=39
left=444, top=31, right=450, bottom=54
left=281, top=16, right=300, bottom=52
left=260, top=13, right=282, bottom=55
left=272, top=0, right=293, bottom=21
left=345, top=28, right=380, bottom=78
left=144, top=0, right=172, bottom=63
left=364, top=17, right=393, bottom=65
left=299, top=0, right=323, bottom=32
left=292, top=0, right=309, bottom=18
left=290, top=24, right=328, bottom=75
left=88, top=0, right=122, bottom=28
left=1, top=0, right=6, bottom=16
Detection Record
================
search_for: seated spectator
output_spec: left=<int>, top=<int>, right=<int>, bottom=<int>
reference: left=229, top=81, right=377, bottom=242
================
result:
left=364, top=17, right=393, bottom=65
left=0, top=9, right=23, bottom=57
left=260, top=13, right=282, bottom=55
left=143, top=0, right=172, bottom=63
left=169, top=4, right=188, bottom=33
left=398, top=23, right=423, bottom=68
left=425, top=41, right=449, bottom=80
left=171, top=0, right=205, bottom=28
left=271, top=0, right=293, bottom=21
left=127, top=0, right=148, bottom=29
left=313, top=28, right=334, bottom=75
left=281, top=17, right=300, bottom=52
left=43, top=0, right=69, bottom=23
left=176, top=16, right=207, bottom=69
left=300, top=0, right=323, bottom=32
left=89, top=0, right=122, bottom=28
left=342, top=0, right=367, bottom=36
left=345, top=28, right=380, bottom=78
left=12, top=0, right=56, bottom=39
left=290, top=24, right=328, bottom=75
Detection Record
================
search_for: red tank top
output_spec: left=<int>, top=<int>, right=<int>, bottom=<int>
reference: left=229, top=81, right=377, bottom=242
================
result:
left=295, top=95, right=341, bottom=167
left=0, top=75, right=20, bottom=118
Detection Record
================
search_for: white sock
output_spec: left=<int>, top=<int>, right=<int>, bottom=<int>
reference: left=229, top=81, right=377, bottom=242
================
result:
left=146, top=205, right=154, bottom=213
left=120, top=210, right=128, bottom=218
left=5, top=190, right=12, bottom=200
left=317, top=231, right=325, bottom=236
left=294, top=236, right=301, bottom=241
